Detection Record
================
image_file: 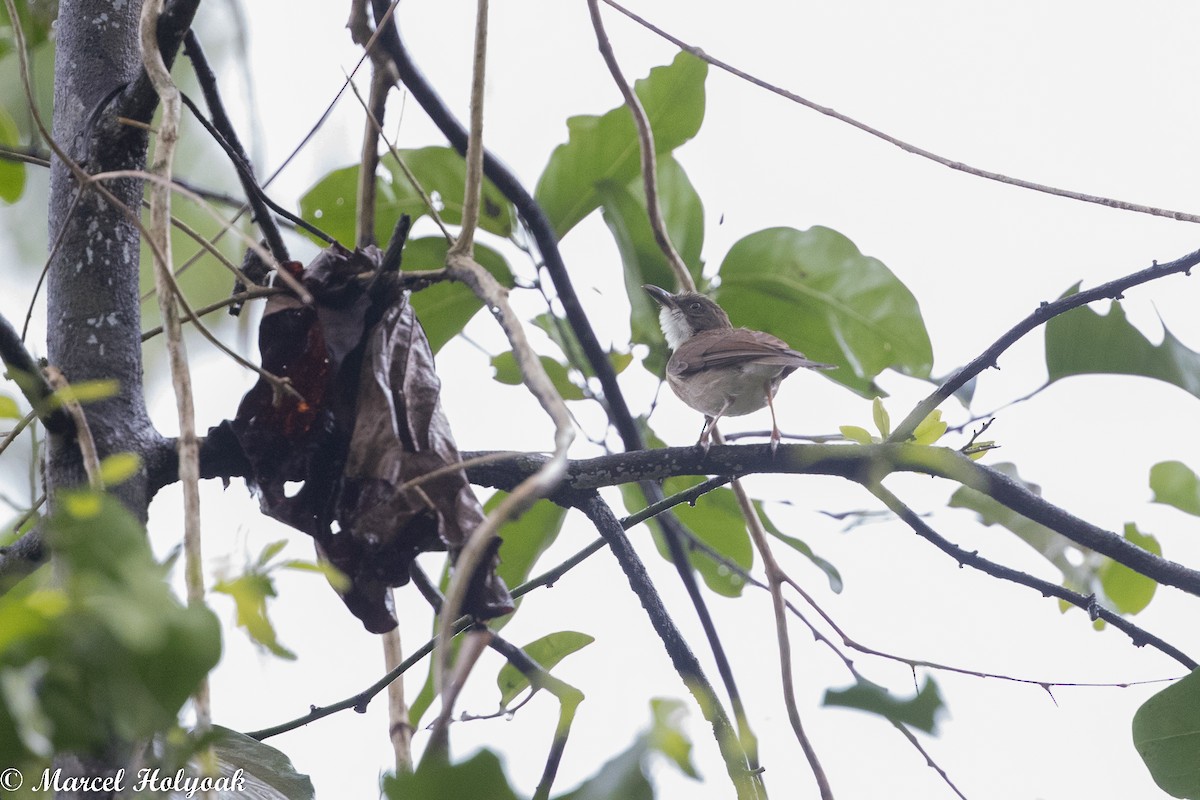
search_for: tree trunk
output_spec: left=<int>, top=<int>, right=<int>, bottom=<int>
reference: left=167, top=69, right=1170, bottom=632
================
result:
left=47, top=0, right=164, bottom=509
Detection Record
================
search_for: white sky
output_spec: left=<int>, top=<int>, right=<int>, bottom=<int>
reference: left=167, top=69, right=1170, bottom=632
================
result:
left=8, top=0, right=1200, bottom=798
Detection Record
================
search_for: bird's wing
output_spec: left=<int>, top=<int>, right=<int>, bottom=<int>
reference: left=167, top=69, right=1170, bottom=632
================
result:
left=669, top=328, right=835, bottom=376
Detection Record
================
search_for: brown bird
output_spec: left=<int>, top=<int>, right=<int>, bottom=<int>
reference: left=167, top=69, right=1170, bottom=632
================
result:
left=643, top=284, right=834, bottom=451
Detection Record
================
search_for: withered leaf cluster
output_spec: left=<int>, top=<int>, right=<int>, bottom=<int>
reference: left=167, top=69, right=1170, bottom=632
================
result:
left=211, top=244, right=512, bottom=632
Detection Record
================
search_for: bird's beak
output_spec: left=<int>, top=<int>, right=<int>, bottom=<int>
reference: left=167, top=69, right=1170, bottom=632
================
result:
left=642, top=284, right=676, bottom=308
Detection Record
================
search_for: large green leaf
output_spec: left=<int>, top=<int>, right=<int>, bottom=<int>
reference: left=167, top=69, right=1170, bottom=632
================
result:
left=402, top=237, right=513, bottom=353
left=1046, top=284, right=1200, bottom=399
left=489, top=494, right=569, bottom=623
left=598, top=154, right=705, bottom=376
left=1133, top=668, right=1200, bottom=799
left=1151, top=461, right=1200, bottom=517
left=824, top=676, right=944, bottom=734
left=536, top=51, right=707, bottom=238
left=298, top=146, right=515, bottom=247
left=716, top=226, right=933, bottom=396
left=197, top=726, right=315, bottom=800
left=496, top=630, right=593, bottom=706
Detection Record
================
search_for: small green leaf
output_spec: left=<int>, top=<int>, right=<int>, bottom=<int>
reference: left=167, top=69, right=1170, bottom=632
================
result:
left=1098, top=523, right=1160, bottom=615
left=491, top=352, right=586, bottom=401
left=872, top=397, right=891, bottom=438
left=279, top=559, right=351, bottom=593
left=757, top=503, right=842, bottom=593
left=824, top=676, right=944, bottom=734
left=0, top=106, right=25, bottom=204
left=1150, top=460, right=1200, bottom=517
left=383, top=750, right=520, bottom=800
left=716, top=226, right=933, bottom=396
left=97, top=453, right=140, bottom=486
left=648, top=698, right=699, bottom=779
left=912, top=409, right=947, bottom=446
left=257, top=540, right=288, bottom=568
left=0, top=395, right=19, bottom=420
left=496, top=631, right=594, bottom=707
left=1133, top=668, right=1200, bottom=798
left=839, top=425, right=875, bottom=445
left=48, top=379, right=120, bottom=407
left=213, top=573, right=295, bottom=660
left=656, top=479, right=752, bottom=597
left=537, top=52, right=707, bottom=238
left=1047, top=285, right=1200, bottom=399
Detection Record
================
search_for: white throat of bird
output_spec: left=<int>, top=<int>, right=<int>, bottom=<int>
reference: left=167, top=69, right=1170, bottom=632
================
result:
left=658, top=305, right=694, bottom=350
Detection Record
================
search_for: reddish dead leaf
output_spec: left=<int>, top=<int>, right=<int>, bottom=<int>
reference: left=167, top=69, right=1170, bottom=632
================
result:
left=215, top=243, right=512, bottom=632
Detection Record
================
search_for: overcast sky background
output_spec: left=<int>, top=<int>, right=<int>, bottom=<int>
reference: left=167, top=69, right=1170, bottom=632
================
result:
left=7, top=0, right=1200, bottom=797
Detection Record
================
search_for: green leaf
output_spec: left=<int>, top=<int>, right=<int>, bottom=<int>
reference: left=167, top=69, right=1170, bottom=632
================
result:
left=0, top=394, right=20, bottom=419
left=205, top=726, right=315, bottom=800
left=598, top=155, right=705, bottom=374
left=491, top=352, right=586, bottom=401
left=213, top=573, right=295, bottom=660
left=48, top=379, right=120, bottom=407
left=298, top=147, right=516, bottom=247
left=1133, top=668, right=1200, bottom=798
left=839, top=425, right=875, bottom=445
left=384, top=750, right=520, bottom=800
left=402, top=237, right=512, bottom=353
left=0, top=106, right=24, bottom=204
left=655, top=479, right=752, bottom=597
left=647, top=698, right=699, bottom=779
left=716, top=226, right=933, bottom=396
left=872, top=397, right=891, bottom=438
left=556, top=700, right=697, bottom=799
left=1046, top=285, right=1200, bottom=399
left=536, top=51, right=707, bottom=238
left=1150, top=461, right=1200, bottom=517
left=496, top=631, right=594, bottom=707
left=912, top=409, right=948, bottom=446
left=1098, top=523, right=1160, bottom=615
left=949, top=462, right=1088, bottom=586
left=489, top=495, right=569, bottom=615
left=532, top=313, right=636, bottom=381
left=824, top=676, right=944, bottom=734
left=97, top=453, right=140, bottom=486
left=0, top=492, right=221, bottom=759
left=757, top=504, right=842, bottom=593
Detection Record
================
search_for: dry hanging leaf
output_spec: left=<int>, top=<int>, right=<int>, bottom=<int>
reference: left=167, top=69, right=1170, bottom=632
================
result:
left=211, top=243, right=512, bottom=632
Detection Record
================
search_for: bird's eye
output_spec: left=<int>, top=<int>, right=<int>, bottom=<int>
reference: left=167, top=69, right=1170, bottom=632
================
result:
left=689, top=302, right=702, bottom=312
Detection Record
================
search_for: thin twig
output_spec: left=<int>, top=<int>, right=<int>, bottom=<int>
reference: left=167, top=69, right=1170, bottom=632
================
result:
left=890, top=248, right=1199, bottom=441
left=381, top=603, right=414, bottom=774
left=140, top=0, right=209, bottom=735
left=430, top=0, right=576, bottom=753
left=600, top=0, right=1200, bottom=226
left=355, top=65, right=391, bottom=248
left=587, top=0, right=690, bottom=289
left=42, top=366, right=101, bottom=489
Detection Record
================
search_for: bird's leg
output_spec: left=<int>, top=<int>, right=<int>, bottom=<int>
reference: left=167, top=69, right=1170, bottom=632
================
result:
left=697, top=417, right=714, bottom=453
left=765, top=382, right=781, bottom=455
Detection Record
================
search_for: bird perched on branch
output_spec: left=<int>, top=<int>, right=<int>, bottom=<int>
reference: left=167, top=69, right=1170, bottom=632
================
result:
left=643, top=284, right=834, bottom=452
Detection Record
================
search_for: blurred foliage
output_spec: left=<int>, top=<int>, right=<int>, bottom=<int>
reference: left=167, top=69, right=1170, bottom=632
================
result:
left=0, top=491, right=220, bottom=764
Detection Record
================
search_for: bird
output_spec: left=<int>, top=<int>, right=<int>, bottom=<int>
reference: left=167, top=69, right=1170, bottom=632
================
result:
left=643, top=284, right=834, bottom=452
